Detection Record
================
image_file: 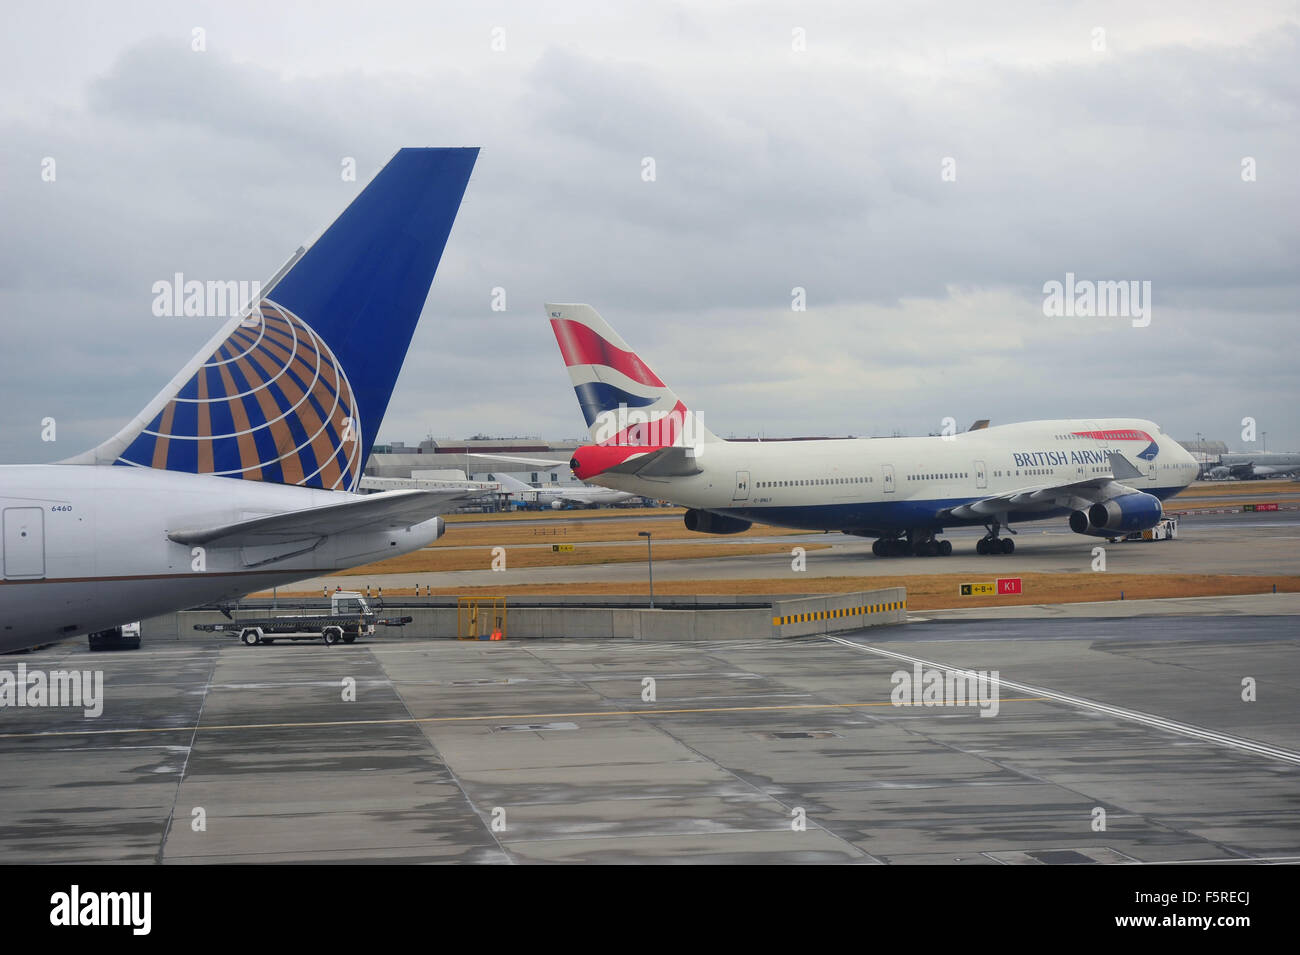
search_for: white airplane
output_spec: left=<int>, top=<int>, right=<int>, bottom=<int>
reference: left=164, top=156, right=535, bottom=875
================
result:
left=492, top=472, right=639, bottom=508
left=1212, top=452, right=1300, bottom=481
left=544, top=303, right=1200, bottom=556
left=0, top=148, right=478, bottom=651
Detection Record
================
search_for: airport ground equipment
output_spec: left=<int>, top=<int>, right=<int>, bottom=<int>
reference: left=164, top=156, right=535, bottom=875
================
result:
left=88, top=621, right=141, bottom=651
left=1122, top=517, right=1178, bottom=542
left=458, top=596, right=508, bottom=640
left=193, top=591, right=412, bottom=645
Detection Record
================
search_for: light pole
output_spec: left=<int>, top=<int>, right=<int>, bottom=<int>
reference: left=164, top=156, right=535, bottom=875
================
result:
left=638, top=531, right=654, bottom=609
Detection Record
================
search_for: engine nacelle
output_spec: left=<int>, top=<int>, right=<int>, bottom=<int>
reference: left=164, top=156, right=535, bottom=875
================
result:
left=684, top=509, right=752, bottom=535
left=1069, top=492, right=1163, bottom=536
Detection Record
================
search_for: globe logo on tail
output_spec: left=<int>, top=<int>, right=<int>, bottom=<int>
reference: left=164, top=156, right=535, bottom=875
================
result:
left=116, top=300, right=363, bottom=490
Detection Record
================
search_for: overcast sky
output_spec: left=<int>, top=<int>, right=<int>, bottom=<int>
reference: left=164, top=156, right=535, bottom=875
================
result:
left=2, top=1, right=1297, bottom=464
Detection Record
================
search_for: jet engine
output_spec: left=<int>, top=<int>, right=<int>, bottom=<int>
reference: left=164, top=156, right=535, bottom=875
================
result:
left=1069, top=492, right=1163, bottom=536
left=684, top=509, right=752, bottom=535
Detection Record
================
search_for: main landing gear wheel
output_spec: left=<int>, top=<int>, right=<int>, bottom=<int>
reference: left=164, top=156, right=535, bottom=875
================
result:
left=873, top=534, right=950, bottom=557
left=872, top=538, right=910, bottom=557
left=976, top=537, right=1015, bottom=555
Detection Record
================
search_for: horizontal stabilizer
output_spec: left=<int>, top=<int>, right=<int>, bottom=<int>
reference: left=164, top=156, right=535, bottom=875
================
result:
left=467, top=452, right=574, bottom=469
left=605, top=446, right=703, bottom=479
left=359, top=475, right=495, bottom=493
left=167, top=489, right=464, bottom=547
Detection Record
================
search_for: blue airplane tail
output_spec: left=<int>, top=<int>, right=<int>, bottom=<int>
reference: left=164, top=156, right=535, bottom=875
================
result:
left=68, top=147, right=477, bottom=491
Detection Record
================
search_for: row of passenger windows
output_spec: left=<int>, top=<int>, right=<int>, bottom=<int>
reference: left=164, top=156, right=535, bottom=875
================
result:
left=757, top=476, right=874, bottom=488
left=760, top=463, right=1121, bottom=490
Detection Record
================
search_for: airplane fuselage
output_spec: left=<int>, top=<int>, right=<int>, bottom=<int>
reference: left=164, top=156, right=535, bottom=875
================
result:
left=0, top=465, right=442, bottom=650
left=584, top=418, right=1198, bottom=535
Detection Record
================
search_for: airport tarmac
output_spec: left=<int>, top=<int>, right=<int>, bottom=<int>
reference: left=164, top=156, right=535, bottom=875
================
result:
left=301, top=509, right=1300, bottom=593
left=2, top=597, right=1296, bottom=864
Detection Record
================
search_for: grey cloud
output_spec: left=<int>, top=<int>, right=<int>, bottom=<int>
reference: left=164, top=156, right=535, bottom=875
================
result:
left=1, top=5, right=1298, bottom=463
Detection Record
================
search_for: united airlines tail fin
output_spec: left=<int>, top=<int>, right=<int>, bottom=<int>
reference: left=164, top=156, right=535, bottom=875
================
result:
left=545, top=303, right=717, bottom=447
left=65, top=147, right=478, bottom=492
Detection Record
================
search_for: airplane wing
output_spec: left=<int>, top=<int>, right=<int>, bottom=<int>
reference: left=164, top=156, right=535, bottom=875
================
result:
left=939, top=453, right=1146, bottom=522
left=167, top=489, right=470, bottom=547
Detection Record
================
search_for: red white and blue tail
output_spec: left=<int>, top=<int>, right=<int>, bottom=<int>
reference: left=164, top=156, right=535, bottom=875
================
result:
left=546, top=304, right=716, bottom=448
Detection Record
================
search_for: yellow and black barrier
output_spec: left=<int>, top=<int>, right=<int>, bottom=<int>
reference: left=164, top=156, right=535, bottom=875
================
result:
left=770, top=588, right=907, bottom=637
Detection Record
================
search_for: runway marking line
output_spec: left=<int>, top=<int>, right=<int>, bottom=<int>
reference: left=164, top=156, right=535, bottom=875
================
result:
left=0, top=697, right=1049, bottom=739
left=827, top=636, right=1300, bottom=766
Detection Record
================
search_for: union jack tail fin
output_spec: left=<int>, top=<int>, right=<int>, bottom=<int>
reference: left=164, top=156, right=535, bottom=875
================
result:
left=545, top=303, right=717, bottom=448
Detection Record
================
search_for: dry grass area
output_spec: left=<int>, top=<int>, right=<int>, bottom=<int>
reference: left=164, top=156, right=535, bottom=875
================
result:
left=427, top=516, right=806, bottom=549
left=280, top=572, right=1300, bottom=610
left=352, top=540, right=828, bottom=574
left=444, top=506, right=685, bottom=524
left=1171, top=481, right=1297, bottom=506
left=1178, top=480, right=1294, bottom=497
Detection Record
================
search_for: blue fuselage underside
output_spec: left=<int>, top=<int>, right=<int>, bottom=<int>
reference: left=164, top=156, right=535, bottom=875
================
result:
left=715, top=485, right=1183, bottom=535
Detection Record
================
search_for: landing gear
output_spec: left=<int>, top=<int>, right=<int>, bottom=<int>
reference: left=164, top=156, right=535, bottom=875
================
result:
left=976, top=520, right=1014, bottom=555
left=872, top=531, right=951, bottom=557
left=872, top=537, right=910, bottom=557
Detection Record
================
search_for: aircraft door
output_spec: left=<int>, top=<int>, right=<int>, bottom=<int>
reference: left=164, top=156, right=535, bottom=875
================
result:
left=733, top=470, right=750, bottom=501
left=882, top=464, right=895, bottom=494
left=3, top=507, right=45, bottom=579
left=1148, top=460, right=1158, bottom=482
left=974, top=460, right=987, bottom=489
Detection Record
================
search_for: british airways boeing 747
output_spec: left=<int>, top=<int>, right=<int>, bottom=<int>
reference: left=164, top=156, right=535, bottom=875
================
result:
left=546, top=303, right=1198, bottom=557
